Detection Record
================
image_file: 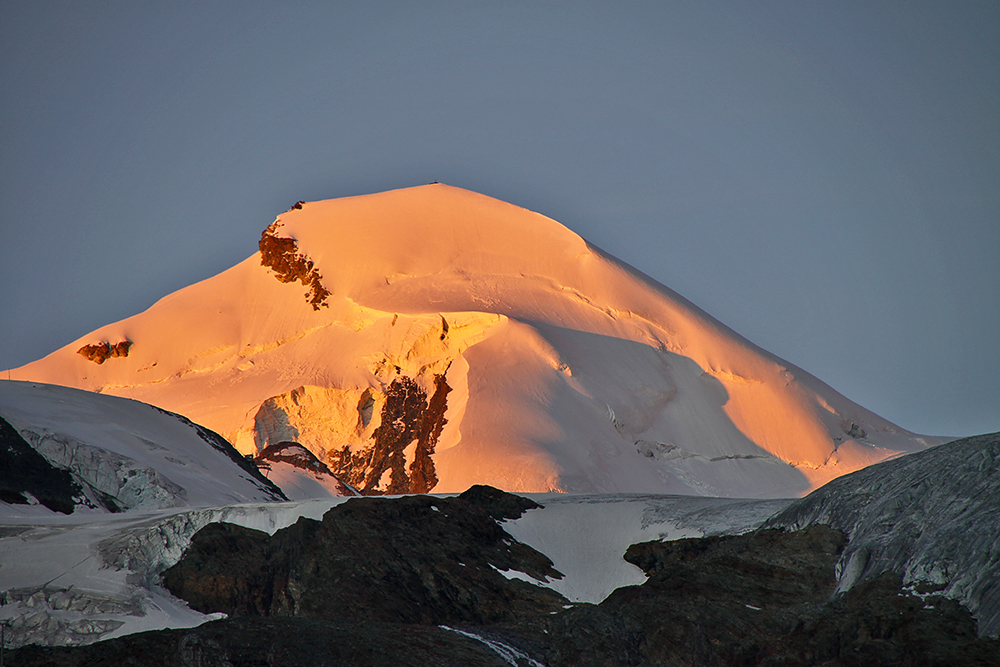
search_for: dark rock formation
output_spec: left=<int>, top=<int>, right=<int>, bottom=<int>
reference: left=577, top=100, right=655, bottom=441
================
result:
left=529, top=526, right=999, bottom=666
left=160, top=486, right=1000, bottom=665
left=7, top=617, right=517, bottom=667
left=842, top=420, right=867, bottom=439
left=76, top=340, right=132, bottom=364
left=13, top=485, right=1000, bottom=666
left=0, top=415, right=80, bottom=513
left=330, top=374, right=450, bottom=494
left=259, top=220, right=331, bottom=309
left=254, top=441, right=359, bottom=496
left=764, top=432, right=1000, bottom=637
left=161, top=485, right=565, bottom=626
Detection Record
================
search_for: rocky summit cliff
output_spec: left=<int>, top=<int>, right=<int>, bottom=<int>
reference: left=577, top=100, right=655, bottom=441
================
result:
left=8, top=184, right=939, bottom=498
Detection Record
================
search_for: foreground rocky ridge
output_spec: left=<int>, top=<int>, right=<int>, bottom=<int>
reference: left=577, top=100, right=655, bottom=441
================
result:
left=13, top=456, right=1000, bottom=667
left=161, top=485, right=567, bottom=625
left=764, top=431, right=1000, bottom=637
left=6, top=434, right=999, bottom=664
left=12, top=515, right=999, bottom=666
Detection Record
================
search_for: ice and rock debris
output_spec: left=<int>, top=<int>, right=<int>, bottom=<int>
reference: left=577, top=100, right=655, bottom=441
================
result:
left=764, top=431, right=1000, bottom=637
left=0, top=380, right=285, bottom=514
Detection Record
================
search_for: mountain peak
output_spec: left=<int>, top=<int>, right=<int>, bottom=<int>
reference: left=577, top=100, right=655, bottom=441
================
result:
left=8, top=186, right=939, bottom=498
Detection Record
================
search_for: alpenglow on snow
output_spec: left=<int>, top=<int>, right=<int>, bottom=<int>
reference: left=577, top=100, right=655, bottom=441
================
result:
left=7, top=184, right=939, bottom=498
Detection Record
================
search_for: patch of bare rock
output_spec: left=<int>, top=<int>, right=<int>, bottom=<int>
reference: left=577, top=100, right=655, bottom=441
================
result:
left=258, top=220, right=331, bottom=309
left=76, top=340, right=132, bottom=364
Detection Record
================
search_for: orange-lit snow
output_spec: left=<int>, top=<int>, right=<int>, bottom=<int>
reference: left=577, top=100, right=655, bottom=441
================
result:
left=8, top=184, right=938, bottom=497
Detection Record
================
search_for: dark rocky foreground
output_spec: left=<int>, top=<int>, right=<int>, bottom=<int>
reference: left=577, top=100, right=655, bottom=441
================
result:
left=159, top=485, right=566, bottom=625
left=11, top=481, right=1000, bottom=667
left=764, top=431, right=1000, bottom=637
left=8, top=618, right=518, bottom=667
left=0, top=415, right=81, bottom=513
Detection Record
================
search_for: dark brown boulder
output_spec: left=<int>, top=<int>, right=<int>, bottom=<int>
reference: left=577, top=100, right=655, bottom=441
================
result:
left=162, top=486, right=566, bottom=625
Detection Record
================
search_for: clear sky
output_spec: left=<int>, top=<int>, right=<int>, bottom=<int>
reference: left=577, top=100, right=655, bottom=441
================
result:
left=1, top=2, right=997, bottom=437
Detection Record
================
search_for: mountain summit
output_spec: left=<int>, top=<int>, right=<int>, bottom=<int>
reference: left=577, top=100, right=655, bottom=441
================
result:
left=9, top=184, right=936, bottom=497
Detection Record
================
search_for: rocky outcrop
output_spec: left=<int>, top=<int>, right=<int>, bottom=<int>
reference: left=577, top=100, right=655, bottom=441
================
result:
left=763, top=432, right=1000, bottom=637
left=258, top=220, right=330, bottom=309
left=161, top=485, right=565, bottom=625
left=532, top=526, right=999, bottom=666
left=76, top=340, right=131, bottom=364
left=0, top=415, right=80, bottom=513
left=17, top=489, right=1000, bottom=666
left=253, top=441, right=358, bottom=496
left=7, top=617, right=519, bottom=667
left=329, top=374, right=451, bottom=494
left=255, top=441, right=334, bottom=475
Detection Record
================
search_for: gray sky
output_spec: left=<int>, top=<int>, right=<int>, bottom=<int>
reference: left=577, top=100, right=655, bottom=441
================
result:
left=1, top=2, right=997, bottom=437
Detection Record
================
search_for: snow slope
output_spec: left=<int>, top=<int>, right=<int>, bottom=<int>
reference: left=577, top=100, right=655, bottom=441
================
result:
left=8, top=184, right=938, bottom=497
left=0, top=498, right=339, bottom=648
left=0, top=380, right=285, bottom=514
left=253, top=442, right=359, bottom=500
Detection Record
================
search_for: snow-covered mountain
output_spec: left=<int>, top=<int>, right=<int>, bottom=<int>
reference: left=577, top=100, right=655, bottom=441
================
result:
left=0, top=381, right=285, bottom=515
left=7, top=184, right=939, bottom=498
